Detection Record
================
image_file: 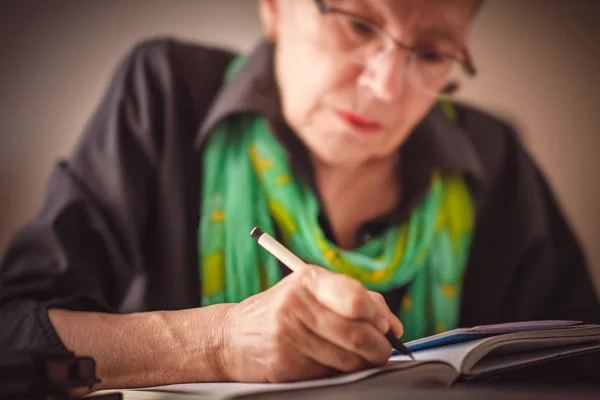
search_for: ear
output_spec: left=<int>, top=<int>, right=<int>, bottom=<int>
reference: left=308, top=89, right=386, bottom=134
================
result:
left=258, top=0, right=279, bottom=43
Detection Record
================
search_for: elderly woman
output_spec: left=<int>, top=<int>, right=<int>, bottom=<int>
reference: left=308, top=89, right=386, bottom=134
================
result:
left=1, top=0, right=598, bottom=391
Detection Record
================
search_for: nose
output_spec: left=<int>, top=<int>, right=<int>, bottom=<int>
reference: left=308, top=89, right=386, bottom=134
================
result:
left=357, top=47, right=410, bottom=103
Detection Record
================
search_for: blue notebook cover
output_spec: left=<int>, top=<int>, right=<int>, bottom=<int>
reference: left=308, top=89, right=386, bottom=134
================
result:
left=392, top=320, right=582, bottom=355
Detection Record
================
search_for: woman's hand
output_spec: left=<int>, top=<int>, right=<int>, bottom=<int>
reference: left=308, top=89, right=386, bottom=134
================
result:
left=217, top=264, right=403, bottom=383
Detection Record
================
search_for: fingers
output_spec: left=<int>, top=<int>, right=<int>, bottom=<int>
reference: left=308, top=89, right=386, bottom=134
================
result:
left=294, top=284, right=392, bottom=367
left=299, top=265, right=389, bottom=333
left=290, top=315, right=371, bottom=373
left=367, top=291, right=404, bottom=338
left=264, top=346, right=335, bottom=383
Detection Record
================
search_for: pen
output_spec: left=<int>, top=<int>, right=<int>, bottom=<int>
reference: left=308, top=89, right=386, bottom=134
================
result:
left=250, top=226, right=415, bottom=361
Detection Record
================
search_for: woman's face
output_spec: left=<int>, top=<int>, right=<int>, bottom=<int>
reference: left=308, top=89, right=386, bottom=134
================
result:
left=261, top=0, right=478, bottom=166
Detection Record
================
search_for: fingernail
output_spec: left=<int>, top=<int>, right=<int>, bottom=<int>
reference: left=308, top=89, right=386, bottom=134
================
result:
left=377, top=316, right=390, bottom=333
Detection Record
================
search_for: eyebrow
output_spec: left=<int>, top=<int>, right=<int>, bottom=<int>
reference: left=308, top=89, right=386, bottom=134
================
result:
left=414, top=26, right=465, bottom=47
left=328, top=0, right=383, bottom=25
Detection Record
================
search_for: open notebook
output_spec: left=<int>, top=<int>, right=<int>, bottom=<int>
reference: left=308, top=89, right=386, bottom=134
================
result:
left=97, top=321, right=600, bottom=400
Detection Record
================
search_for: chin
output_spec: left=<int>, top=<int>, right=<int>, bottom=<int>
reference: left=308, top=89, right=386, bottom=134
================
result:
left=311, top=143, right=377, bottom=166
left=297, top=121, right=397, bottom=165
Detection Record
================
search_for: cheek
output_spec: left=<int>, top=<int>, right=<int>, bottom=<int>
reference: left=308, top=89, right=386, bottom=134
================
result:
left=392, top=93, right=436, bottom=133
left=372, top=92, right=436, bottom=155
left=275, top=41, right=351, bottom=129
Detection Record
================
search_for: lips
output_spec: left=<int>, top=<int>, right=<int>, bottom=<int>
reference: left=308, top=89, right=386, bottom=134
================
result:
left=334, top=109, right=383, bottom=134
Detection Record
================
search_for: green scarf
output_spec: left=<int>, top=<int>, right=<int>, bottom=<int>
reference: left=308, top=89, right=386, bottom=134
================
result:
left=199, top=58, right=474, bottom=341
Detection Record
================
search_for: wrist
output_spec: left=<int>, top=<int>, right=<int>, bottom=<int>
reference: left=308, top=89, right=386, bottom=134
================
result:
left=211, top=303, right=235, bottom=381
left=155, top=304, right=235, bottom=382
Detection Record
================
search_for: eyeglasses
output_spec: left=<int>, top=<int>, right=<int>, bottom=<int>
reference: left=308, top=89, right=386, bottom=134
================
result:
left=313, top=0, right=477, bottom=98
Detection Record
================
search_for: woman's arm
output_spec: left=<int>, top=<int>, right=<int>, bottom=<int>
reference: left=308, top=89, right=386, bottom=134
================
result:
left=49, top=265, right=403, bottom=392
left=48, top=306, right=231, bottom=391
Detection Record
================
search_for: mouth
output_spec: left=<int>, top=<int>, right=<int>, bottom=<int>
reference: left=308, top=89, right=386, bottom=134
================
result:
left=333, top=109, right=383, bottom=135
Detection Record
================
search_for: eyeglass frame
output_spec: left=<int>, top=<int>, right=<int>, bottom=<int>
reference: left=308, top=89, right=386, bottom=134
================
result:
left=313, top=0, right=477, bottom=94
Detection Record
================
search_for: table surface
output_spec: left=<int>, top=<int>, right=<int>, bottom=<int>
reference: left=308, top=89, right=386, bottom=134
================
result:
left=92, top=384, right=600, bottom=400
left=247, top=385, right=600, bottom=400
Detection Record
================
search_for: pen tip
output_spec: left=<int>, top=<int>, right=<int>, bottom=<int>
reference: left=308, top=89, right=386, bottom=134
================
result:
left=250, top=227, right=264, bottom=240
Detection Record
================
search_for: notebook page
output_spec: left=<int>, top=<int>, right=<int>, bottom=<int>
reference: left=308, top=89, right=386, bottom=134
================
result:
left=468, top=341, right=600, bottom=376
left=460, top=326, right=600, bottom=371
left=93, top=391, right=200, bottom=400
left=469, top=320, right=581, bottom=333
left=133, top=361, right=423, bottom=399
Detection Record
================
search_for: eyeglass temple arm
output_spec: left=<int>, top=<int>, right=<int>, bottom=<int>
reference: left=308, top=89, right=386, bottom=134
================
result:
left=462, top=48, right=477, bottom=76
left=315, top=0, right=327, bottom=14
left=442, top=49, right=476, bottom=94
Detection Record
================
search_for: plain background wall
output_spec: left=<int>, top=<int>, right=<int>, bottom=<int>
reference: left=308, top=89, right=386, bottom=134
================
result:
left=0, top=0, right=599, bottom=290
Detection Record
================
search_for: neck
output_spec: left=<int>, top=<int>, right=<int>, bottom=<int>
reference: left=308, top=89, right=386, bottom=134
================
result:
left=311, top=154, right=402, bottom=249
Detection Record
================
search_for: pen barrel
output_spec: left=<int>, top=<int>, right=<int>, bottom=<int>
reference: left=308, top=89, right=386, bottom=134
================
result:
left=257, top=234, right=306, bottom=272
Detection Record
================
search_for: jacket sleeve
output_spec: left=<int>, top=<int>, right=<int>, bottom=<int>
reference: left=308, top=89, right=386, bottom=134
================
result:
left=0, top=39, right=189, bottom=353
